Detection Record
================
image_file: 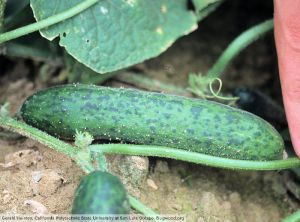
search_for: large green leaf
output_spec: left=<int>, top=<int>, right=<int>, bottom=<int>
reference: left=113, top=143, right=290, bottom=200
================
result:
left=30, top=0, right=197, bottom=73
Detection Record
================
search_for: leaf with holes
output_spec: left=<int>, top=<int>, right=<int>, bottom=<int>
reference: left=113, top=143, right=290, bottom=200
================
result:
left=30, top=0, right=197, bottom=73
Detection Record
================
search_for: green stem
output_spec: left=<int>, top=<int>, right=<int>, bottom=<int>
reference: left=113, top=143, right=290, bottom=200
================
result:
left=5, top=42, right=55, bottom=60
left=128, top=195, right=158, bottom=217
left=96, top=153, right=108, bottom=171
left=0, top=0, right=99, bottom=44
left=282, top=210, right=300, bottom=222
left=115, top=72, right=191, bottom=97
left=0, top=117, right=94, bottom=172
left=0, top=117, right=76, bottom=156
left=2, top=117, right=300, bottom=171
left=89, top=144, right=300, bottom=171
left=207, top=19, right=274, bottom=78
left=0, top=117, right=159, bottom=216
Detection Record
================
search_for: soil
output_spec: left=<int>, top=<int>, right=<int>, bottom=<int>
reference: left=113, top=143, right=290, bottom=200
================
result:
left=0, top=1, right=299, bottom=221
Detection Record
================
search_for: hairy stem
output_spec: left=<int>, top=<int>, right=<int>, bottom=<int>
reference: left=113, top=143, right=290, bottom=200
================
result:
left=0, top=117, right=158, bottom=215
left=0, top=0, right=99, bottom=44
left=207, top=19, right=274, bottom=78
left=0, top=117, right=94, bottom=172
left=89, top=144, right=300, bottom=171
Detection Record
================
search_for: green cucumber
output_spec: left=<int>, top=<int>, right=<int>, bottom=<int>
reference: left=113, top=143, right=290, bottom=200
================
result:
left=72, top=171, right=130, bottom=214
left=20, top=84, right=284, bottom=160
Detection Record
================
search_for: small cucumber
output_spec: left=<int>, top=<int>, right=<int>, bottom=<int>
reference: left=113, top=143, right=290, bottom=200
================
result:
left=71, top=171, right=130, bottom=214
left=20, top=84, right=284, bottom=160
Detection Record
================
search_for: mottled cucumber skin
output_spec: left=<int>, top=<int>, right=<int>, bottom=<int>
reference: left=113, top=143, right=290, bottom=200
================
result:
left=72, top=171, right=130, bottom=214
left=20, top=84, right=284, bottom=160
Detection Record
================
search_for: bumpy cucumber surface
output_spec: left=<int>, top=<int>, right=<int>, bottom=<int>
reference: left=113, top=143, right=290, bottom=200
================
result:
left=72, top=171, right=130, bottom=214
left=20, top=84, right=284, bottom=160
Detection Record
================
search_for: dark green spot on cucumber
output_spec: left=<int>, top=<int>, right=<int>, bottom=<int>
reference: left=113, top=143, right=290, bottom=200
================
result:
left=20, top=84, right=284, bottom=160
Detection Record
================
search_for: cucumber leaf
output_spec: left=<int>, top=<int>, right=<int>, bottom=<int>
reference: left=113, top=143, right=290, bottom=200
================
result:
left=30, top=0, right=197, bottom=73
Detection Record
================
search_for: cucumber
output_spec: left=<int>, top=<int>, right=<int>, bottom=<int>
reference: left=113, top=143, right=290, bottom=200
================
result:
left=71, top=171, right=130, bottom=214
left=20, top=84, right=284, bottom=160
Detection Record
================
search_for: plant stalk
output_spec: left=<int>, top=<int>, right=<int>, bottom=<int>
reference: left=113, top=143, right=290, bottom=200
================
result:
left=0, top=117, right=94, bottom=172
left=207, top=19, right=274, bottom=78
left=115, top=72, right=191, bottom=96
left=0, top=116, right=159, bottom=216
left=0, top=0, right=99, bottom=44
left=89, top=144, right=300, bottom=171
